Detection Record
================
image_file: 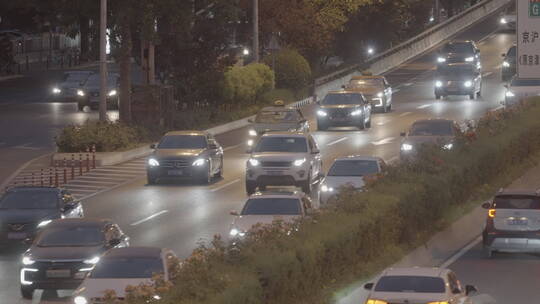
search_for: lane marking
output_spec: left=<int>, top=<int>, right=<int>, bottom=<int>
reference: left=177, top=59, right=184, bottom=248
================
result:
left=63, top=184, right=104, bottom=189
left=371, top=137, right=395, bottom=146
left=483, top=71, right=493, bottom=77
left=403, top=82, right=413, bottom=87
left=417, top=104, right=432, bottom=109
left=376, top=121, right=387, bottom=126
left=490, top=105, right=504, bottom=112
left=65, top=180, right=118, bottom=185
left=131, top=210, right=169, bottom=226
left=327, top=137, right=348, bottom=146
left=224, top=143, right=243, bottom=152
left=398, top=112, right=412, bottom=117
left=211, top=178, right=240, bottom=192
left=13, top=143, right=41, bottom=150
left=440, top=236, right=481, bottom=268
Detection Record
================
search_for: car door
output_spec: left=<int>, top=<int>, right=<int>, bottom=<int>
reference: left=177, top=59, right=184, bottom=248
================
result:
left=207, top=136, right=222, bottom=174
left=383, top=78, right=392, bottom=104
left=361, top=94, right=371, bottom=119
left=308, top=135, right=322, bottom=178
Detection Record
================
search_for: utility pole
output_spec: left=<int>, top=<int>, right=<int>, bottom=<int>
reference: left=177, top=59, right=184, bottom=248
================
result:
left=99, top=0, right=108, bottom=121
left=435, top=0, right=441, bottom=22
left=253, top=0, right=259, bottom=62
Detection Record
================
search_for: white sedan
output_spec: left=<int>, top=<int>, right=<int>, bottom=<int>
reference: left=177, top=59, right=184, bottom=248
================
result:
left=504, top=77, right=540, bottom=106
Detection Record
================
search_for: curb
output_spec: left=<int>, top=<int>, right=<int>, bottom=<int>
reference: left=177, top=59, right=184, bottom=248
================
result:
left=0, top=153, right=54, bottom=191
left=0, top=74, right=24, bottom=82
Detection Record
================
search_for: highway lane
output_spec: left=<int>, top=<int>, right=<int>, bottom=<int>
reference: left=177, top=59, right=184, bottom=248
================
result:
left=0, top=12, right=518, bottom=304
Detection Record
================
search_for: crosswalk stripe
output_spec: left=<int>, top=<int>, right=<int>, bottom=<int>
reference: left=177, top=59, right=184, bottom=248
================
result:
left=83, top=172, right=140, bottom=178
left=76, top=176, right=126, bottom=181
left=93, top=168, right=145, bottom=173
left=66, top=180, right=118, bottom=185
left=63, top=184, right=104, bottom=189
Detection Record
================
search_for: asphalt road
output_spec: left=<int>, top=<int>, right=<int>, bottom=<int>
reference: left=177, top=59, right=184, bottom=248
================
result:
left=0, top=12, right=527, bottom=304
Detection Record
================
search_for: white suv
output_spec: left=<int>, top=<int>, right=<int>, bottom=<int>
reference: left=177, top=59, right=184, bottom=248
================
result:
left=245, top=132, right=322, bottom=195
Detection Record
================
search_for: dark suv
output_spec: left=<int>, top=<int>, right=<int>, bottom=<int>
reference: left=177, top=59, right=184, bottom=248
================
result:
left=501, top=45, right=516, bottom=81
left=19, top=218, right=129, bottom=299
left=316, top=91, right=372, bottom=131
left=0, top=186, right=83, bottom=243
left=437, top=40, right=481, bottom=71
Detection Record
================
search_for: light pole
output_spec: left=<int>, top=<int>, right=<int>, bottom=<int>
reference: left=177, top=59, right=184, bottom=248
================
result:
left=99, top=0, right=108, bottom=121
left=435, top=0, right=440, bottom=23
left=253, top=0, right=259, bottom=62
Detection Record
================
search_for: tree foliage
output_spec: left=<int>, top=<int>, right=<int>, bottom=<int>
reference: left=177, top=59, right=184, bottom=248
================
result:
left=223, top=63, right=275, bottom=105
left=263, top=48, right=311, bottom=91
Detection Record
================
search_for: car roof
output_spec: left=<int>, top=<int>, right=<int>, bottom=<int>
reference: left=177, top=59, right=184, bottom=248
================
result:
left=350, top=75, right=385, bottom=80
left=249, top=190, right=304, bottom=199
left=103, top=247, right=163, bottom=259
left=496, top=189, right=540, bottom=197
left=381, top=267, right=447, bottom=277
left=48, top=218, right=111, bottom=228
left=334, top=155, right=381, bottom=162
left=6, top=186, right=61, bottom=194
left=164, top=130, right=208, bottom=136
left=261, top=131, right=309, bottom=138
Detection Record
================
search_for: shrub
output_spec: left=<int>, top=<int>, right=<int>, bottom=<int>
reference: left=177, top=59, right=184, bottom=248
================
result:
left=223, top=63, right=275, bottom=105
left=264, top=48, right=312, bottom=91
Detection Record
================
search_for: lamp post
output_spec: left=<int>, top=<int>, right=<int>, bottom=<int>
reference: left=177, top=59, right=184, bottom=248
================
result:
left=99, top=0, right=108, bottom=122
left=253, top=0, right=259, bottom=62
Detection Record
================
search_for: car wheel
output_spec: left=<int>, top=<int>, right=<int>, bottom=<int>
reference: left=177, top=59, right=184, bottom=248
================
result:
left=366, top=115, right=372, bottom=128
left=469, top=93, right=475, bottom=100
left=357, top=116, right=366, bottom=130
left=483, top=246, right=493, bottom=259
left=200, top=166, right=212, bottom=184
left=147, top=175, right=158, bottom=185
left=301, top=173, right=312, bottom=194
left=20, top=286, right=34, bottom=299
left=317, top=120, right=328, bottom=131
left=214, top=157, right=223, bottom=178
left=246, top=181, right=256, bottom=195
left=435, top=94, right=441, bottom=100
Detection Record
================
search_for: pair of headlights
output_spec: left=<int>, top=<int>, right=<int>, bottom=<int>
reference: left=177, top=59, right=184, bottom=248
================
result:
left=435, top=80, right=473, bottom=87
left=401, top=143, right=453, bottom=151
left=437, top=56, right=474, bottom=63
left=248, top=158, right=306, bottom=167
left=22, top=256, right=99, bottom=266
left=76, top=89, right=117, bottom=97
left=148, top=158, right=206, bottom=167
left=317, top=109, right=363, bottom=117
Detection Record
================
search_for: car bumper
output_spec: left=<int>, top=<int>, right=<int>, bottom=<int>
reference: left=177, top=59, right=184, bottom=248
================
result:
left=246, top=167, right=309, bottom=186
left=318, top=116, right=363, bottom=126
left=77, top=96, right=118, bottom=109
left=147, top=166, right=207, bottom=180
left=435, top=87, right=474, bottom=96
left=483, top=230, right=540, bottom=252
left=20, top=267, right=90, bottom=290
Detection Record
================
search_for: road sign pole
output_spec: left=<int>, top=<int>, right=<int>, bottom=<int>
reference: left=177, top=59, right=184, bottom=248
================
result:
left=99, top=0, right=108, bottom=121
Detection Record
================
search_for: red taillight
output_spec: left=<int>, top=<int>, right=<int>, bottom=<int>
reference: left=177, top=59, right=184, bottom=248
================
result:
left=488, top=209, right=496, bottom=218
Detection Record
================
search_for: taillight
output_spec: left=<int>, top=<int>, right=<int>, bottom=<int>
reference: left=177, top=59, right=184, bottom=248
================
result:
left=488, top=209, right=496, bottom=218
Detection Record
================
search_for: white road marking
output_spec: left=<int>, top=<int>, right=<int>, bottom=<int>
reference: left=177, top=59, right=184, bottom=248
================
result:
left=490, top=105, right=504, bottom=112
left=398, top=112, right=412, bottom=117
left=371, top=137, right=395, bottom=146
left=327, top=137, right=348, bottom=146
left=63, top=184, right=104, bottom=189
left=393, top=89, right=400, bottom=93
left=131, top=210, right=169, bottom=226
left=403, top=82, right=413, bottom=87
left=92, top=168, right=144, bottom=173
left=224, top=143, right=243, bottom=152
left=440, top=236, right=481, bottom=268
left=211, top=178, right=240, bottom=192
left=483, top=71, right=493, bottom=77
left=65, top=180, right=118, bottom=185
left=417, top=104, right=432, bottom=109
left=13, top=143, right=41, bottom=150
left=376, top=121, right=386, bottom=126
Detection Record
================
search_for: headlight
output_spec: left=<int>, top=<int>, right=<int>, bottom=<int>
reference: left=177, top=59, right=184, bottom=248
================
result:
left=464, top=80, right=473, bottom=87
left=505, top=91, right=515, bottom=97
left=37, top=219, right=52, bottom=228
left=321, top=184, right=334, bottom=192
left=83, top=256, right=100, bottom=264
left=22, top=256, right=35, bottom=265
left=500, top=17, right=507, bottom=24
left=350, top=109, right=363, bottom=116
left=435, top=80, right=443, bottom=87
left=443, top=143, right=453, bottom=150
left=192, top=158, right=206, bottom=166
left=401, top=143, right=413, bottom=151
left=465, top=56, right=474, bottom=62
left=108, top=89, right=117, bottom=96
left=366, top=300, right=388, bottom=304
left=248, top=129, right=257, bottom=136
left=52, top=87, right=61, bottom=94
left=74, top=296, right=88, bottom=304
left=229, top=228, right=245, bottom=237
left=247, top=139, right=254, bottom=146
left=317, top=110, right=327, bottom=117
left=77, top=90, right=85, bottom=97
left=148, top=158, right=160, bottom=167
left=437, top=57, right=446, bottom=63
left=248, top=159, right=260, bottom=166
left=293, top=158, right=306, bottom=166
left=503, top=61, right=510, bottom=67
left=377, top=92, right=383, bottom=97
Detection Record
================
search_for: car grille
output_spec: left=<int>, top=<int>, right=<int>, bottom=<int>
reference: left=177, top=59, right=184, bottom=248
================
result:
left=23, top=260, right=87, bottom=281
left=260, top=161, right=292, bottom=168
left=328, top=108, right=351, bottom=118
left=160, top=159, right=191, bottom=168
left=90, top=92, right=99, bottom=97
left=447, top=57, right=466, bottom=64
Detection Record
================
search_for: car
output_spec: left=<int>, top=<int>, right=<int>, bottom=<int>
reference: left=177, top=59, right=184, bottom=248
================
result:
left=499, top=8, right=516, bottom=31
left=400, top=119, right=457, bottom=160
left=19, top=218, right=129, bottom=299
left=363, top=267, right=477, bottom=304
left=72, top=247, right=177, bottom=304
left=434, top=63, right=482, bottom=99
left=51, top=71, right=93, bottom=102
left=316, top=90, right=372, bottom=131
left=481, top=189, right=540, bottom=258
left=0, top=186, right=83, bottom=243
left=501, top=45, right=516, bottom=81
left=247, top=101, right=310, bottom=148
left=319, top=156, right=386, bottom=205
left=76, top=72, right=120, bottom=111
left=229, top=190, right=313, bottom=240
left=504, top=77, right=540, bottom=107
left=343, top=75, right=393, bottom=112
left=436, top=40, right=481, bottom=71
left=245, top=132, right=322, bottom=195
left=147, top=130, right=223, bottom=184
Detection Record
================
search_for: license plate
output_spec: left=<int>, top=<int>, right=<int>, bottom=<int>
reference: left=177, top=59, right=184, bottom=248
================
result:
left=266, top=171, right=284, bottom=176
left=7, top=232, right=27, bottom=239
left=168, top=169, right=184, bottom=176
left=507, top=219, right=528, bottom=225
left=46, top=269, right=71, bottom=278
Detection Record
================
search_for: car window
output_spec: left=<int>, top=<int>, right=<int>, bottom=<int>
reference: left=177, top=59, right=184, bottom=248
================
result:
left=254, top=137, right=308, bottom=153
left=438, top=65, right=475, bottom=76
left=322, top=93, right=364, bottom=105
left=255, top=110, right=301, bottom=123
left=410, top=121, right=453, bottom=136
left=157, top=135, right=207, bottom=149
left=0, top=191, right=58, bottom=209
left=64, top=73, right=91, bottom=83
left=37, top=226, right=104, bottom=247
left=442, top=42, right=474, bottom=54
left=241, top=198, right=301, bottom=215
left=374, top=275, right=446, bottom=293
left=510, top=78, right=540, bottom=86
left=90, top=257, right=164, bottom=278
left=507, top=46, right=516, bottom=57
left=85, top=74, right=118, bottom=86
left=328, top=160, right=380, bottom=176
left=493, top=195, right=540, bottom=209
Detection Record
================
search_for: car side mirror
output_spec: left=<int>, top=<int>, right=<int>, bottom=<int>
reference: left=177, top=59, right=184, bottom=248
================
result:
left=62, top=201, right=79, bottom=212
left=150, top=143, right=156, bottom=149
left=465, top=285, right=478, bottom=295
left=230, top=210, right=239, bottom=216
left=209, top=144, right=218, bottom=150
left=23, top=237, right=34, bottom=245
left=501, top=53, right=506, bottom=57
left=363, top=283, right=374, bottom=290
left=248, top=118, right=254, bottom=123
left=481, top=201, right=491, bottom=209
left=311, top=149, right=320, bottom=154
left=400, top=132, right=406, bottom=137
left=108, top=238, right=121, bottom=247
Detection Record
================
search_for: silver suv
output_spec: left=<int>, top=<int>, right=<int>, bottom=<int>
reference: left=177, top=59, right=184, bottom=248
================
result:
left=482, top=189, right=540, bottom=258
left=245, top=132, right=322, bottom=195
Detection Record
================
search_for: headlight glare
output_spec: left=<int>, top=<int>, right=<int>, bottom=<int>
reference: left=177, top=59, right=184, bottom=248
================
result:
left=52, top=87, right=61, bottom=94
left=192, top=158, right=206, bottom=166
left=148, top=158, right=160, bottom=167
left=350, top=109, right=362, bottom=116
left=77, top=90, right=85, bottom=97
left=500, top=17, right=507, bottom=24
left=377, top=92, right=383, bottom=97
left=74, top=296, right=88, bottom=304
left=443, top=143, right=453, bottom=150
left=293, top=158, right=306, bottom=166
left=83, top=256, right=100, bottom=264
left=503, top=61, right=510, bottom=67
left=321, top=184, right=333, bottom=192
left=22, top=256, right=35, bottom=265
left=435, top=80, right=443, bottom=87
left=37, top=219, right=52, bottom=228
left=108, top=89, right=117, bottom=96
left=248, top=159, right=260, bottom=166
left=465, top=56, right=474, bottom=62
left=248, top=129, right=257, bottom=136
left=464, top=81, right=473, bottom=87
left=401, top=143, right=413, bottom=151
left=437, top=57, right=446, bottom=63
left=505, top=91, right=515, bottom=97
left=317, top=110, right=327, bottom=117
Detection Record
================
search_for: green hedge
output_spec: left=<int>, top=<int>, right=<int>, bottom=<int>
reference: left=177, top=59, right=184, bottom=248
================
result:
left=264, top=48, right=312, bottom=92
left=223, top=63, right=275, bottom=105
left=123, top=100, right=540, bottom=304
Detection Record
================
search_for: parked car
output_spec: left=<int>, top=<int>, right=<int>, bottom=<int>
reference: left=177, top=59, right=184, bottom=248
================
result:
left=19, top=218, right=129, bottom=299
left=245, top=132, right=322, bottom=195
left=363, top=267, right=478, bottom=304
left=499, top=8, right=516, bottom=31
left=229, top=190, right=313, bottom=241
left=247, top=101, right=310, bottom=148
left=316, top=91, right=372, bottom=131
left=76, top=73, right=120, bottom=111
left=400, top=119, right=457, bottom=160
left=501, top=45, right=516, bottom=81
left=482, top=189, right=540, bottom=258
left=343, top=75, right=393, bottom=112
left=319, top=156, right=385, bottom=205
left=437, top=40, right=481, bottom=71
left=0, top=186, right=83, bottom=243
left=51, top=71, right=93, bottom=102
left=504, top=77, right=540, bottom=106
left=72, top=247, right=177, bottom=304
left=147, top=131, right=223, bottom=184
left=434, top=63, right=482, bottom=99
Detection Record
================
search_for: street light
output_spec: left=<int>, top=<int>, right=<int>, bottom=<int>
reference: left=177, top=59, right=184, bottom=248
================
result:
left=367, top=47, right=374, bottom=56
left=243, top=48, right=250, bottom=56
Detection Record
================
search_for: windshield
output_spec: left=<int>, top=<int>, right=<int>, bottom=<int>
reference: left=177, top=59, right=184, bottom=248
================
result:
left=0, top=191, right=58, bottom=209
left=157, top=135, right=207, bottom=149
left=85, top=74, right=118, bottom=86
left=328, top=160, right=379, bottom=176
left=64, top=73, right=91, bottom=83
left=442, top=42, right=474, bottom=54
left=510, top=78, right=540, bottom=86
left=90, top=257, right=163, bottom=278
left=438, top=65, right=475, bottom=77
left=322, top=93, right=363, bottom=105
left=242, top=198, right=301, bottom=215
left=374, top=276, right=446, bottom=293
left=37, top=226, right=104, bottom=247
left=494, top=195, right=540, bottom=209
left=347, top=79, right=383, bottom=89
left=255, top=110, right=300, bottom=123
left=507, top=46, right=516, bottom=57
left=410, top=121, right=453, bottom=136
left=254, top=137, right=307, bottom=153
